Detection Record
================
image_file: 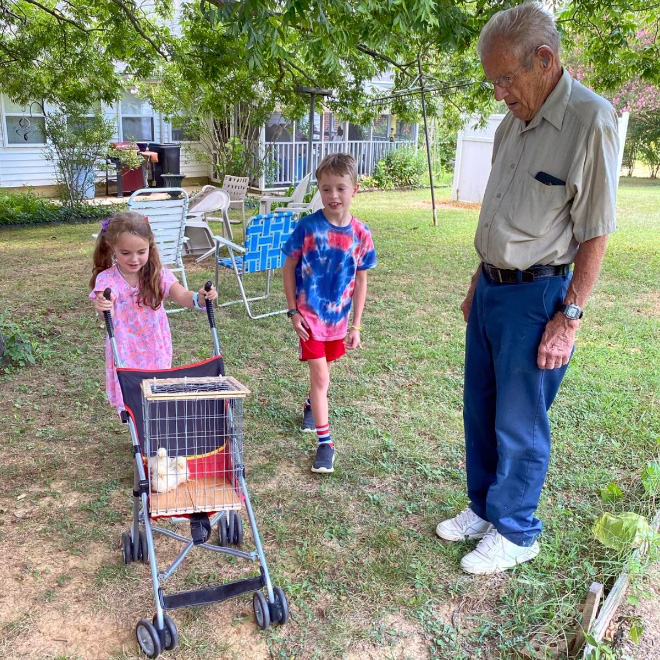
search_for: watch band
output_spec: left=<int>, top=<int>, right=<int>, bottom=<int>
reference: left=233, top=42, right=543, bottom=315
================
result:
left=558, top=303, right=583, bottom=320
left=286, top=308, right=299, bottom=318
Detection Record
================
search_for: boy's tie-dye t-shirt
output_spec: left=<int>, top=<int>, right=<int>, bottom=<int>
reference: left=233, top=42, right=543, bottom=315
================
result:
left=282, top=210, right=377, bottom=341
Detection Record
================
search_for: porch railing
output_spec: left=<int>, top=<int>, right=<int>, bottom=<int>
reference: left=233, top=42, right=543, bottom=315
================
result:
left=261, top=139, right=415, bottom=189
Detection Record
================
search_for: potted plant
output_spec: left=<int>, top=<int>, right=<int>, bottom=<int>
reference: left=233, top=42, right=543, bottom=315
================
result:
left=107, top=143, right=144, bottom=171
left=107, top=142, right=147, bottom=195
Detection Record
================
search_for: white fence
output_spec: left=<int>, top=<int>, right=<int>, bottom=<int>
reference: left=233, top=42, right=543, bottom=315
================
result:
left=260, top=139, right=415, bottom=189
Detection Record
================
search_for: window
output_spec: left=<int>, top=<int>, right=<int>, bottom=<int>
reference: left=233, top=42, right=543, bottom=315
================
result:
left=265, top=113, right=293, bottom=143
left=372, top=115, right=389, bottom=140
left=3, top=97, right=46, bottom=145
left=121, top=92, right=154, bottom=141
left=395, top=122, right=415, bottom=141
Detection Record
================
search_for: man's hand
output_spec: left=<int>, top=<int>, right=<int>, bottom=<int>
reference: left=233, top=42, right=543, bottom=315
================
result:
left=461, top=265, right=481, bottom=323
left=537, top=314, right=578, bottom=369
left=461, top=291, right=475, bottom=323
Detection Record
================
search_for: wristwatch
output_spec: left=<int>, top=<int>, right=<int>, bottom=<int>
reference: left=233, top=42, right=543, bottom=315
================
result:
left=286, top=309, right=299, bottom=318
left=558, top=303, right=583, bottom=320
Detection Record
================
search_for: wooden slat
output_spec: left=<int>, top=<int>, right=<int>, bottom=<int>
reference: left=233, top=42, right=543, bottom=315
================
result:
left=150, top=475, right=241, bottom=516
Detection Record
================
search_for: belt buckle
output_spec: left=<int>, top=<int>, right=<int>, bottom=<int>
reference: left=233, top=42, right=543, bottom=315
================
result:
left=521, top=270, right=535, bottom=283
left=497, top=268, right=503, bottom=283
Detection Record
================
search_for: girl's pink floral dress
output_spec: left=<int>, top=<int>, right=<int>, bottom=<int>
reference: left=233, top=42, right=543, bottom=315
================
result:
left=90, top=265, right=177, bottom=409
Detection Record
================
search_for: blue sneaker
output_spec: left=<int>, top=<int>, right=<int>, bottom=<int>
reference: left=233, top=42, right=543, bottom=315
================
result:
left=311, top=443, right=335, bottom=474
left=301, top=405, right=315, bottom=432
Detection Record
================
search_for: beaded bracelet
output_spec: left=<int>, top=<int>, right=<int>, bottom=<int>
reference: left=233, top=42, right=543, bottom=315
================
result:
left=350, top=324, right=362, bottom=332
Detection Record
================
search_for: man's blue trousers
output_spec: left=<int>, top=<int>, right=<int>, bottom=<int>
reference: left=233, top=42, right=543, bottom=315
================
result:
left=464, top=267, right=572, bottom=547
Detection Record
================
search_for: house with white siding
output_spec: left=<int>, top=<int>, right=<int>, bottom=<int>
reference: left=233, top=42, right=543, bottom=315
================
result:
left=0, top=89, right=417, bottom=196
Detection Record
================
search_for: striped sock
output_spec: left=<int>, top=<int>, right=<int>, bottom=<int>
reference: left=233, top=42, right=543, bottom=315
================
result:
left=316, top=424, right=332, bottom=446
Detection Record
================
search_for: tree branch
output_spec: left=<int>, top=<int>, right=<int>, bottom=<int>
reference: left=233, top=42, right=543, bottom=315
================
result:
left=107, top=0, right=170, bottom=59
left=17, top=0, right=90, bottom=32
left=355, top=44, right=417, bottom=77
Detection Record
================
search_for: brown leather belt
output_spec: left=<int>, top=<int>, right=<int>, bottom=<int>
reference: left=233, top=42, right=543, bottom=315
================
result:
left=482, top=262, right=570, bottom=284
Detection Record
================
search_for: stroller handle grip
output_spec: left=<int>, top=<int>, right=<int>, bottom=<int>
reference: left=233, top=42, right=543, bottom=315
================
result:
left=102, top=288, right=115, bottom=339
left=204, top=280, right=216, bottom=330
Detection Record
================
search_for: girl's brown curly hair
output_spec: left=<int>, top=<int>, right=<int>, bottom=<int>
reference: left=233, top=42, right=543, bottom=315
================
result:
left=90, top=212, right=165, bottom=309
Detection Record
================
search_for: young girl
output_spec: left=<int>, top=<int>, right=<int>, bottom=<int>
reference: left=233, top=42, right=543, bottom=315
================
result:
left=90, top=211, right=218, bottom=410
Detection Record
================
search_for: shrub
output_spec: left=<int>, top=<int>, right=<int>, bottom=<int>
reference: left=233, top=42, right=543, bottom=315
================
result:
left=0, top=314, right=35, bottom=371
left=0, top=190, right=113, bottom=227
left=372, top=147, right=427, bottom=189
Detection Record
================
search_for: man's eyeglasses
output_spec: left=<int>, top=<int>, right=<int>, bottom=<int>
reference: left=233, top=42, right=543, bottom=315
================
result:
left=482, top=45, right=548, bottom=90
left=483, top=63, right=525, bottom=90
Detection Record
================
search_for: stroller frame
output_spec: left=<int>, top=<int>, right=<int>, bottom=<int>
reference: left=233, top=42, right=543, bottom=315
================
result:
left=101, top=285, right=287, bottom=658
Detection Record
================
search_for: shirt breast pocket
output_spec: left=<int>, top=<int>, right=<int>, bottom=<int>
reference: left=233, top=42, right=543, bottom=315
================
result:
left=509, top=172, right=571, bottom=238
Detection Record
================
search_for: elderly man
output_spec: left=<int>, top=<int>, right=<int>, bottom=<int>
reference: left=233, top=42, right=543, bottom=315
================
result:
left=436, top=2, right=619, bottom=574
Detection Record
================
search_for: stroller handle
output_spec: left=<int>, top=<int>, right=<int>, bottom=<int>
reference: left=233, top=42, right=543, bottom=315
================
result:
left=204, top=281, right=216, bottom=330
left=102, top=288, right=115, bottom=339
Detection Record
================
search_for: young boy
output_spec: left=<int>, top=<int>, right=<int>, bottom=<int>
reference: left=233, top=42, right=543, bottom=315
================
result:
left=282, top=153, right=377, bottom=473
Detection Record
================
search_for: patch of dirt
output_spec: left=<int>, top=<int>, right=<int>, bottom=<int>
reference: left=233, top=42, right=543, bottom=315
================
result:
left=618, top=563, right=660, bottom=659
left=343, top=611, right=433, bottom=660
left=411, top=198, right=482, bottom=211
left=0, top=511, right=270, bottom=660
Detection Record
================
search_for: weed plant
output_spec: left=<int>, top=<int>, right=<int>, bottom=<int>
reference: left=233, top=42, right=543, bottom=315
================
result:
left=0, top=180, right=657, bottom=659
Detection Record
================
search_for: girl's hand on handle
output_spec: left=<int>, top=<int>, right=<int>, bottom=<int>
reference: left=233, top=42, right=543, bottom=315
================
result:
left=292, top=314, right=310, bottom=342
left=94, top=290, right=113, bottom=314
left=199, top=283, right=218, bottom=306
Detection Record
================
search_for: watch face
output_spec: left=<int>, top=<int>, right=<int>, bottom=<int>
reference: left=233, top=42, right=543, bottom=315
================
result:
left=562, top=304, right=583, bottom=320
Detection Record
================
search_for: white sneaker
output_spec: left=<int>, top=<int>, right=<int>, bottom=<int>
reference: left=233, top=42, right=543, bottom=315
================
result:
left=460, top=529, right=540, bottom=574
left=436, top=507, right=493, bottom=541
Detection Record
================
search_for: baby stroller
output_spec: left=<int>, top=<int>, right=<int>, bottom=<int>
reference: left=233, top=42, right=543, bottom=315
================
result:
left=101, top=284, right=288, bottom=658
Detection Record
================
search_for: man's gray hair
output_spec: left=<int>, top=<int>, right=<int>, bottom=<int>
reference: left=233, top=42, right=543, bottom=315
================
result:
left=477, top=1, right=560, bottom=66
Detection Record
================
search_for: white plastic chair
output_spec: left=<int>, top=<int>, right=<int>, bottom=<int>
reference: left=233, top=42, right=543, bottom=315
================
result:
left=127, top=187, right=189, bottom=312
left=273, top=189, right=322, bottom=217
left=259, top=173, right=311, bottom=215
left=184, top=186, right=231, bottom=258
left=220, top=175, right=249, bottom=232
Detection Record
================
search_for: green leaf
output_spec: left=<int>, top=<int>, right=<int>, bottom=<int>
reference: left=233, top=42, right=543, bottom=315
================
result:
left=600, top=482, right=623, bottom=502
left=630, top=619, right=644, bottom=644
left=641, top=462, right=660, bottom=496
left=593, top=512, right=651, bottom=552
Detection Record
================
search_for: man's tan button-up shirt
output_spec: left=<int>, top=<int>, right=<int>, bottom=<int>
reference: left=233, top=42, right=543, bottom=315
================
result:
left=475, top=69, right=619, bottom=271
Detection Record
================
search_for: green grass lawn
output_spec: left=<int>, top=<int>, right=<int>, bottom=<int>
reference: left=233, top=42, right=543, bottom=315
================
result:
left=0, top=178, right=658, bottom=659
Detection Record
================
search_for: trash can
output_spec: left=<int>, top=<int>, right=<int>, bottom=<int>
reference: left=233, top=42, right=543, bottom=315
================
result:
left=148, top=143, right=182, bottom=188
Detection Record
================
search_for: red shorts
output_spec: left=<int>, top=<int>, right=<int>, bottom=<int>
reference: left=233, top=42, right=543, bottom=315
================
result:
left=299, top=337, right=346, bottom=362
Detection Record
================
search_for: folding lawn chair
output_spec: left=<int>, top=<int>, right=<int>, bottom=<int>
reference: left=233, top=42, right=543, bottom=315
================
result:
left=213, top=211, right=298, bottom=319
left=128, top=188, right=189, bottom=312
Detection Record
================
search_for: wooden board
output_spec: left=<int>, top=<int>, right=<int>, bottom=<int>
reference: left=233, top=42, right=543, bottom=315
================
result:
left=150, top=475, right=241, bottom=516
left=141, top=375, right=250, bottom=400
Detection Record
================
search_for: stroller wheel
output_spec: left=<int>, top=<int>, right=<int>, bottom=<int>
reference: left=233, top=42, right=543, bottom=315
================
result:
left=218, top=517, right=228, bottom=547
left=153, top=613, right=178, bottom=651
left=232, top=513, right=244, bottom=546
left=121, top=532, right=133, bottom=565
left=253, top=590, right=271, bottom=630
left=271, top=586, right=289, bottom=625
left=136, top=618, right=162, bottom=658
left=138, top=530, right=149, bottom=564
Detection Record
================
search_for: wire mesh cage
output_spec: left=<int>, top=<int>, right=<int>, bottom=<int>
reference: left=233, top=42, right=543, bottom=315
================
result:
left=141, top=375, right=250, bottom=517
